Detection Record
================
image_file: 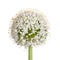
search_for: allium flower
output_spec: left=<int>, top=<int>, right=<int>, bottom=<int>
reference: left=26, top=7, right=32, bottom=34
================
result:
left=10, top=9, right=48, bottom=47
left=9, top=9, right=49, bottom=60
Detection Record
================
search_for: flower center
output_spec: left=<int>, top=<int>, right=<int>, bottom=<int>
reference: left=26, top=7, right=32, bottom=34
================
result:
left=24, top=28, right=40, bottom=41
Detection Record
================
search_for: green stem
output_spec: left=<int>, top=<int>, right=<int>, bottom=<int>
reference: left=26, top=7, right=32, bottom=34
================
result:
left=28, top=45, right=32, bottom=60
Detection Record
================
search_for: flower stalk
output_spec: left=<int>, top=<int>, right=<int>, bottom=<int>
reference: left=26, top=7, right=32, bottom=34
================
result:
left=28, top=45, right=32, bottom=60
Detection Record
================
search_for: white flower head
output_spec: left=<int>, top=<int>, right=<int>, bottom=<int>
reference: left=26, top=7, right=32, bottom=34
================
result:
left=10, top=9, right=49, bottom=47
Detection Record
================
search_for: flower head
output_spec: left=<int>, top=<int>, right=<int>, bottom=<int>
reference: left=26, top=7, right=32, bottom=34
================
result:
left=10, top=9, right=48, bottom=47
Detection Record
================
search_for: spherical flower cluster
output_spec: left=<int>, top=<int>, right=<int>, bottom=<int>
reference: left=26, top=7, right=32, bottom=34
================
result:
left=10, top=9, right=48, bottom=47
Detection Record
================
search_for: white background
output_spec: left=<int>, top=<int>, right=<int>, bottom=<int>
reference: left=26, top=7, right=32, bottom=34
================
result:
left=0, top=0, right=60, bottom=60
